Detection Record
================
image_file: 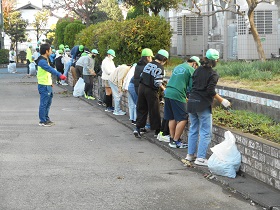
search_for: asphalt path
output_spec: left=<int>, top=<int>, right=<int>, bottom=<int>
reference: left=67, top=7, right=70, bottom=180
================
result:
left=0, top=67, right=262, bottom=210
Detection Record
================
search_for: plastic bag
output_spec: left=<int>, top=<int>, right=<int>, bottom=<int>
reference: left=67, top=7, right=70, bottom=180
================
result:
left=208, top=131, right=241, bottom=178
left=29, top=62, right=36, bottom=76
left=73, top=77, right=85, bottom=97
left=8, top=63, right=16, bottom=73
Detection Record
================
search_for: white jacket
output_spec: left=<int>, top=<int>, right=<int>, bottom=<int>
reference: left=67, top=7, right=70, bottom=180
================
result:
left=101, top=56, right=116, bottom=80
left=122, top=65, right=135, bottom=91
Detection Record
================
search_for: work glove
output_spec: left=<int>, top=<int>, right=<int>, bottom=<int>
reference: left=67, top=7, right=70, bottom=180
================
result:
left=221, top=99, right=231, bottom=108
left=59, top=75, right=67, bottom=80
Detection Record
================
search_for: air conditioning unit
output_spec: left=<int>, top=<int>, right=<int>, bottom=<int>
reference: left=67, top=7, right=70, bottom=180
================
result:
left=176, top=15, right=208, bottom=56
left=237, top=3, right=278, bottom=60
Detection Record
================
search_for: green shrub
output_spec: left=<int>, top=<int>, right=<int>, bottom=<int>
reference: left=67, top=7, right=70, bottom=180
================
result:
left=0, top=49, right=9, bottom=64
left=75, top=15, right=172, bottom=65
left=54, top=18, right=74, bottom=48
left=64, top=22, right=86, bottom=48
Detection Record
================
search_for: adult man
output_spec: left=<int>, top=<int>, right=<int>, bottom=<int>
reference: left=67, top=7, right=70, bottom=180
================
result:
left=37, top=43, right=67, bottom=126
left=164, top=56, right=201, bottom=148
left=26, top=44, right=33, bottom=75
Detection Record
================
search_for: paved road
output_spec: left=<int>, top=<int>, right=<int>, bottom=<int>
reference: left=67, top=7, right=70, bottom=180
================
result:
left=0, top=68, right=261, bottom=210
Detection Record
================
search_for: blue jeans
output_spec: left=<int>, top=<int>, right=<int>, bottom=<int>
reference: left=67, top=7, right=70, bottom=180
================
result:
left=127, top=84, right=137, bottom=121
left=188, top=107, right=212, bottom=159
left=38, top=84, right=53, bottom=123
left=63, top=60, right=72, bottom=77
left=128, top=82, right=138, bottom=105
left=108, top=81, right=122, bottom=112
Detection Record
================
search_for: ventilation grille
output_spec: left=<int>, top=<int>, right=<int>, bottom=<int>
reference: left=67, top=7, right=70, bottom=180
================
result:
left=186, top=16, right=203, bottom=35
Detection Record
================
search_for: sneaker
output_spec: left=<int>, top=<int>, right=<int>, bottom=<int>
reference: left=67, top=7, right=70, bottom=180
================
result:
left=84, top=92, right=88, bottom=99
left=157, top=132, right=163, bottom=141
left=140, top=128, right=147, bottom=135
left=185, top=154, right=195, bottom=161
left=194, top=158, right=208, bottom=166
left=87, top=96, right=95, bottom=100
left=61, top=82, right=68, bottom=86
left=159, top=135, right=170, bottom=143
left=46, top=120, right=55, bottom=126
left=154, top=130, right=160, bottom=138
left=39, top=122, right=52, bottom=127
left=113, top=110, right=126, bottom=115
left=133, top=129, right=141, bottom=138
left=56, top=81, right=61, bottom=85
left=145, top=123, right=151, bottom=129
left=169, top=141, right=188, bottom=149
left=97, top=100, right=102, bottom=106
left=131, top=120, right=136, bottom=126
left=105, top=107, right=114, bottom=112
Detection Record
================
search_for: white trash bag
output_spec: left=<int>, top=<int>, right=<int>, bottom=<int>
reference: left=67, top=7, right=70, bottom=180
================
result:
left=208, top=131, right=241, bottom=178
left=8, top=63, right=16, bottom=73
left=29, top=62, right=36, bottom=76
left=73, top=77, right=85, bottom=97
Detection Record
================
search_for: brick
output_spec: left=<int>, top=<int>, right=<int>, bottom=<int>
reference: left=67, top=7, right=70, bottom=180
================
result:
left=235, top=135, right=242, bottom=144
left=274, top=180, right=280, bottom=191
left=259, top=153, right=266, bottom=163
left=271, top=147, right=279, bottom=158
left=237, top=144, right=245, bottom=154
left=244, top=147, right=252, bottom=156
left=254, top=141, right=262, bottom=151
left=263, top=165, right=270, bottom=174
left=248, top=140, right=255, bottom=149
left=263, top=144, right=271, bottom=155
left=241, top=136, right=248, bottom=146
left=270, top=168, right=278, bottom=178
left=266, top=176, right=276, bottom=187
left=258, top=172, right=267, bottom=183
left=266, top=156, right=275, bottom=167
left=275, top=158, right=280, bottom=170
left=254, top=161, right=263, bottom=171
left=251, top=149, right=258, bottom=159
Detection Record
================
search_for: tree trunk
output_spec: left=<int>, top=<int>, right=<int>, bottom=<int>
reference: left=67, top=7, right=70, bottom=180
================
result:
left=247, top=0, right=266, bottom=61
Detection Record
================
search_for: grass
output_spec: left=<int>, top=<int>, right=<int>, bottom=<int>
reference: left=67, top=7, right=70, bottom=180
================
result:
left=213, top=106, right=280, bottom=144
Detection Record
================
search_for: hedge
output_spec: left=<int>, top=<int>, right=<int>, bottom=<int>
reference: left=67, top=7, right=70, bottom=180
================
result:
left=75, top=15, right=172, bottom=65
left=64, top=22, right=86, bottom=48
left=0, top=49, right=9, bottom=64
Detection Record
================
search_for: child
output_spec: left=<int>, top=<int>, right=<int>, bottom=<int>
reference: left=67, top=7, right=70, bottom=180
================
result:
left=55, top=50, right=64, bottom=84
left=37, top=43, right=67, bottom=126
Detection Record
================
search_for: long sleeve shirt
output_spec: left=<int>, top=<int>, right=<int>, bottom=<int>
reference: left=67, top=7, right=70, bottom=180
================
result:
left=101, top=56, right=116, bottom=80
left=108, top=64, right=131, bottom=90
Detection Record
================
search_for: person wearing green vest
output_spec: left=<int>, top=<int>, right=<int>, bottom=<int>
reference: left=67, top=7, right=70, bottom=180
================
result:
left=26, top=44, right=33, bottom=75
left=163, top=56, right=201, bottom=149
left=37, top=43, right=67, bottom=127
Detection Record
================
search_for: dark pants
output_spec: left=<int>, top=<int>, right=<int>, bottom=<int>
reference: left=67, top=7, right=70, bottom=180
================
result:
left=161, top=118, right=170, bottom=136
left=83, top=75, right=94, bottom=97
left=136, top=83, right=161, bottom=131
left=27, top=60, right=30, bottom=74
left=56, top=68, right=64, bottom=82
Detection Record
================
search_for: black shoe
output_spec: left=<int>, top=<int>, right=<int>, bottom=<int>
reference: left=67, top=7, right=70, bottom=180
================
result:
left=140, top=128, right=147, bottom=135
left=131, top=120, right=136, bottom=126
left=133, top=129, right=141, bottom=138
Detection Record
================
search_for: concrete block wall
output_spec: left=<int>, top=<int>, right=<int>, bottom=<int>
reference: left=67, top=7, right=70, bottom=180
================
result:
left=89, top=78, right=280, bottom=191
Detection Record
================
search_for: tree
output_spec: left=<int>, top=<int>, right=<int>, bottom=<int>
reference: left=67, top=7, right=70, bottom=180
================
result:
left=98, top=0, right=123, bottom=21
left=5, top=11, right=28, bottom=61
left=50, top=0, right=100, bottom=26
left=46, top=24, right=56, bottom=44
left=63, top=22, right=86, bottom=48
left=32, top=9, right=50, bottom=42
left=53, top=18, right=73, bottom=47
left=188, top=0, right=272, bottom=61
left=2, top=0, right=16, bottom=31
left=122, top=0, right=182, bottom=16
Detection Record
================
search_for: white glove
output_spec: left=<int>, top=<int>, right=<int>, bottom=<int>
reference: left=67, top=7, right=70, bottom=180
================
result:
left=221, top=99, right=231, bottom=108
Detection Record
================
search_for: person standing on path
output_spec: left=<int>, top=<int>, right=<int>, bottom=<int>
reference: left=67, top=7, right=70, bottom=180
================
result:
left=133, top=49, right=169, bottom=138
left=26, top=44, right=33, bottom=75
left=37, top=43, right=67, bottom=127
left=186, top=49, right=231, bottom=166
left=164, top=56, right=201, bottom=148
left=101, top=49, right=116, bottom=112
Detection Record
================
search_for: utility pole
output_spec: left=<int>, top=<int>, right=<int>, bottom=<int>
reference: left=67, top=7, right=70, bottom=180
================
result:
left=0, top=0, right=4, bottom=49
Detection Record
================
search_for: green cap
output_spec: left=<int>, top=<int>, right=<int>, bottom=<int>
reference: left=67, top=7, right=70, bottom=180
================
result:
left=91, top=49, right=99, bottom=54
left=59, top=44, right=64, bottom=50
left=52, top=49, right=56, bottom=53
left=107, top=49, right=116, bottom=57
left=58, top=50, right=63, bottom=54
left=157, top=49, right=169, bottom=59
left=79, top=45, right=84, bottom=52
left=65, top=45, right=69, bottom=49
left=65, top=48, right=70, bottom=52
left=190, top=56, right=201, bottom=66
left=206, top=49, right=219, bottom=60
left=81, top=52, right=88, bottom=56
left=141, top=48, right=154, bottom=57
